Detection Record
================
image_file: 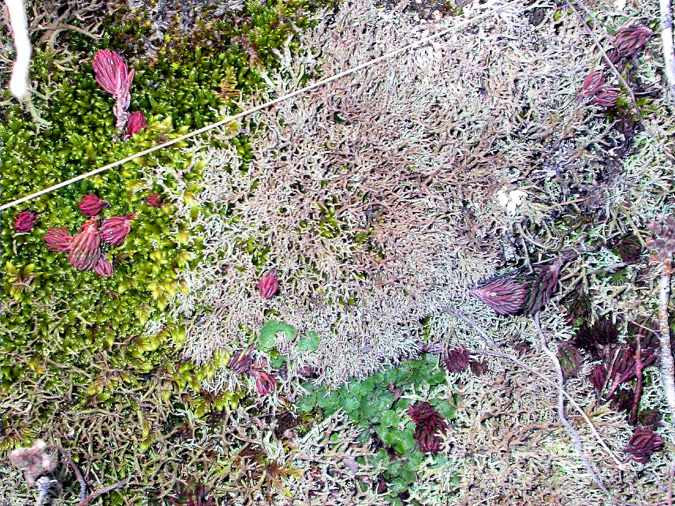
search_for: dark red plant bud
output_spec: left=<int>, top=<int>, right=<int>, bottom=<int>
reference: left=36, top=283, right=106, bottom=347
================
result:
left=43, top=227, right=73, bottom=252
left=607, top=48, right=622, bottom=65
left=589, top=364, right=607, bottom=394
left=610, top=387, right=633, bottom=414
left=612, top=24, right=653, bottom=60
left=146, top=193, right=162, bottom=208
left=78, top=194, right=107, bottom=217
left=443, top=347, right=470, bottom=373
left=573, top=317, right=619, bottom=359
left=101, top=214, right=134, bottom=246
left=126, top=111, right=147, bottom=138
left=228, top=349, right=254, bottom=374
left=592, top=87, right=619, bottom=108
left=472, top=259, right=564, bottom=316
left=522, top=261, right=563, bottom=315
left=469, top=359, right=489, bottom=376
left=14, top=211, right=37, bottom=233
left=257, top=271, right=279, bottom=299
left=609, top=345, right=637, bottom=383
left=68, top=218, right=101, bottom=271
left=612, top=234, right=642, bottom=264
left=470, top=274, right=528, bottom=316
left=408, top=401, right=448, bottom=454
left=93, top=256, right=113, bottom=277
left=581, top=70, right=605, bottom=97
left=638, top=409, right=662, bottom=428
left=603, top=342, right=657, bottom=400
left=557, top=342, right=583, bottom=379
left=92, top=49, right=134, bottom=131
left=625, top=426, right=663, bottom=464
left=251, top=368, right=276, bottom=396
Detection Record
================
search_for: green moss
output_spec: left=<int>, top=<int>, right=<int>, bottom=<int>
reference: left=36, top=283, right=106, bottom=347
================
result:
left=0, top=0, right=335, bottom=500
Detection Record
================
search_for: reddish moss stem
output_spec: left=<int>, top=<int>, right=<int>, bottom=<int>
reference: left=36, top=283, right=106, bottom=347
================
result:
left=630, top=334, right=644, bottom=425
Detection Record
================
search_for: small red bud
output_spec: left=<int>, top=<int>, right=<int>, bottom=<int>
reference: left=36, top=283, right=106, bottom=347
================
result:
left=43, top=227, right=73, bottom=252
left=101, top=214, right=134, bottom=246
left=78, top=194, right=107, bottom=217
left=146, top=193, right=163, bottom=208
left=14, top=211, right=37, bottom=233
left=126, top=111, right=147, bottom=138
left=93, top=256, right=114, bottom=277
left=68, top=218, right=101, bottom=271
left=257, top=271, right=279, bottom=299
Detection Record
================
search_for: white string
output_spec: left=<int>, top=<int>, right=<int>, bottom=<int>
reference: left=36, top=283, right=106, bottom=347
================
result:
left=6, top=0, right=32, bottom=100
left=0, top=0, right=516, bottom=212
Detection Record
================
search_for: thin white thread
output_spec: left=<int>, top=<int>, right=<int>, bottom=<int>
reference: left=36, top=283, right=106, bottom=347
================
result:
left=0, top=0, right=517, bottom=212
left=6, top=0, right=32, bottom=100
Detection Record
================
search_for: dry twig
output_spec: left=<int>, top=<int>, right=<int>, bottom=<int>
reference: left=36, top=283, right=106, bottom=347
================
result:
left=534, top=314, right=609, bottom=495
left=450, top=309, right=625, bottom=467
left=78, top=478, right=130, bottom=506
left=60, top=449, right=87, bottom=502
left=629, top=332, right=644, bottom=425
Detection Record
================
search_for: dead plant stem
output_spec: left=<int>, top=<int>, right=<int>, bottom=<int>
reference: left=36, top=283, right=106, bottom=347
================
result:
left=449, top=309, right=624, bottom=467
left=629, top=332, right=644, bottom=425
left=534, top=314, right=609, bottom=494
left=78, top=478, right=130, bottom=506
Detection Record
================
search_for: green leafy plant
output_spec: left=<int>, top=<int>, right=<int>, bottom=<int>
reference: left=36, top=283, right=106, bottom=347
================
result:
left=297, top=354, right=457, bottom=504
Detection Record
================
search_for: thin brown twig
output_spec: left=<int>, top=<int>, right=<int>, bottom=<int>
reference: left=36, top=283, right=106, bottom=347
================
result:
left=78, top=479, right=130, bottom=506
left=629, top=332, right=644, bottom=425
left=60, top=449, right=87, bottom=502
left=534, top=314, right=609, bottom=494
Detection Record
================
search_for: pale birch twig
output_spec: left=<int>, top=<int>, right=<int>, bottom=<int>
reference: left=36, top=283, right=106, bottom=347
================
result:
left=657, top=257, right=675, bottom=423
left=534, top=314, right=609, bottom=495
left=660, top=0, right=675, bottom=103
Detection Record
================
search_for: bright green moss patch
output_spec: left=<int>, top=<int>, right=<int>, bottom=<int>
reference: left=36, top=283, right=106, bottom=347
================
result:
left=0, top=0, right=334, bottom=500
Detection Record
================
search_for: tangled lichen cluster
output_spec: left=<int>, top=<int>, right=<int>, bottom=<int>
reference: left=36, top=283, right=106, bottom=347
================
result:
left=1, top=0, right=673, bottom=503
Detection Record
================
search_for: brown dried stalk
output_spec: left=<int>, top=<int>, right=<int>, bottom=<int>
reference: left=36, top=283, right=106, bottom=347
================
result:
left=629, top=333, right=644, bottom=425
left=60, top=450, right=87, bottom=502
left=78, top=478, right=130, bottom=506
